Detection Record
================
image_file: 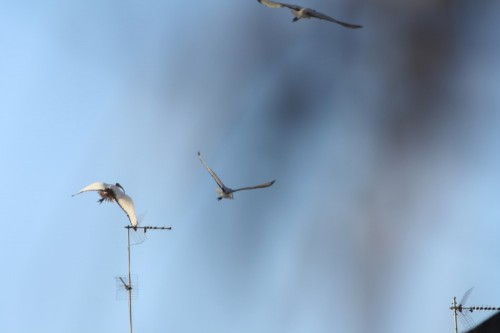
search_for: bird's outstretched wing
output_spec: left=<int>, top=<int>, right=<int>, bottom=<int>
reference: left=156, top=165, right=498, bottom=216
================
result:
left=257, top=0, right=362, bottom=29
left=257, top=0, right=301, bottom=10
left=73, top=181, right=138, bottom=228
left=232, top=180, right=275, bottom=193
left=306, top=9, right=362, bottom=28
left=198, top=152, right=226, bottom=190
left=114, top=191, right=138, bottom=228
left=72, top=182, right=109, bottom=196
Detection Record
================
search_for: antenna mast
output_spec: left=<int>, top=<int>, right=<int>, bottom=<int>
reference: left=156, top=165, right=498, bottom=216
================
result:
left=450, top=289, right=500, bottom=333
left=451, top=296, right=459, bottom=333
left=120, top=225, right=172, bottom=333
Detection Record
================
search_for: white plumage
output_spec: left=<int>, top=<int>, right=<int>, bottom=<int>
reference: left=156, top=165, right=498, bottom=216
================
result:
left=257, top=0, right=362, bottom=29
left=73, top=182, right=138, bottom=229
left=198, top=152, right=275, bottom=201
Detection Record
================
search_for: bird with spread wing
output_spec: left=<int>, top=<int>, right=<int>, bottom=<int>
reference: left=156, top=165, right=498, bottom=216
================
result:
left=73, top=182, right=138, bottom=230
left=257, top=0, right=362, bottom=29
left=198, top=152, right=275, bottom=201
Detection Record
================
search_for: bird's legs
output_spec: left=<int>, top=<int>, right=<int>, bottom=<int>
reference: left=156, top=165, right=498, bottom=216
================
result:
left=97, top=189, right=115, bottom=204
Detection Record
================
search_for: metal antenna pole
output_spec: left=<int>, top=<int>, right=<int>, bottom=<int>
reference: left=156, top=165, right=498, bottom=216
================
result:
left=121, top=225, right=172, bottom=333
left=452, top=296, right=458, bottom=333
left=127, top=227, right=133, bottom=333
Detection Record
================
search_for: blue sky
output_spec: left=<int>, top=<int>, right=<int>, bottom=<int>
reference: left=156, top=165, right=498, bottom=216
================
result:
left=2, top=1, right=500, bottom=333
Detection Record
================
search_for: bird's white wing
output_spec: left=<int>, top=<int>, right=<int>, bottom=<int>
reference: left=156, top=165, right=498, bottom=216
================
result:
left=198, top=152, right=226, bottom=190
left=257, top=0, right=301, bottom=11
left=72, top=182, right=110, bottom=196
left=232, top=180, right=275, bottom=193
left=307, top=9, right=362, bottom=29
left=115, top=191, right=138, bottom=228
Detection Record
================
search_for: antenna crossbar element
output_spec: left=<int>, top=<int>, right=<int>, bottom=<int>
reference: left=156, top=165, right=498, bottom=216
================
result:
left=120, top=277, right=131, bottom=291
left=468, top=306, right=500, bottom=311
left=125, top=225, right=172, bottom=231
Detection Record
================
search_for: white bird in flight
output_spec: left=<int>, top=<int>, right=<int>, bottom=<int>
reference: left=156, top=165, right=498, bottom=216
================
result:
left=198, top=152, right=275, bottom=201
left=73, top=182, right=138, bottom=230
left=257, top=0, right=362, bottom=29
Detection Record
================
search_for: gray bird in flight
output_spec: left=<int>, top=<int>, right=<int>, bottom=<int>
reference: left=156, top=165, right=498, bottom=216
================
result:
left=198, top=152, right=275, bottom=201
left=257, top=0, right=362, bottom=29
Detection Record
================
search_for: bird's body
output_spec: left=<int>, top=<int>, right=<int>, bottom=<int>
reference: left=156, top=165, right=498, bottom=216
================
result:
left=257, top=0, right=362, bottom=29
left=73, top=182, right=138, bottom=229
left=198, top=152, right=275, bottom=201
left=216, top=187, right=234, bottom=201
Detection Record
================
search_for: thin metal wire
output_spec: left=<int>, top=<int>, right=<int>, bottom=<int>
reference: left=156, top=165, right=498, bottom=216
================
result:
left=130, top=229, right=147, bottom=246
left=457, top=309, right=475, bottom=332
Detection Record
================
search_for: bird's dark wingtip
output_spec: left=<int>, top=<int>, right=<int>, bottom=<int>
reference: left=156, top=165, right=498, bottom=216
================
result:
left=344, top=23, right=363, bottom=29
left=270, top=180, right=276, bottom=185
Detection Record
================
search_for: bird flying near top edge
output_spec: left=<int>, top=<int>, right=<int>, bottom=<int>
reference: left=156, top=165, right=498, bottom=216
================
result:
left=257, top=0, right=362, bottom=29
left=73, top=182, right=138, bottom=230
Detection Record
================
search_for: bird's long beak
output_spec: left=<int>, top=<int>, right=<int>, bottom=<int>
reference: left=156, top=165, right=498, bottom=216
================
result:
left=116, top=183, right=125, bottom=193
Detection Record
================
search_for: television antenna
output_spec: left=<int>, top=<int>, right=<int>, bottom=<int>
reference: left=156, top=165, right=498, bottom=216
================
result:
left=116, top=275, right=138, bottom=300
left=450, top=288, right=500, bottom=333
left=119, top=225, right=172, bottom=333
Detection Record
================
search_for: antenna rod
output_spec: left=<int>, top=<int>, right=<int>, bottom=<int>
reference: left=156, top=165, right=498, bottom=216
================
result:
left=125, top=225, right=172, bottom=231
left=123, top=224, right=171, bottom=333
left=127, top=227, right=133, bottom=333
left=451, top=297, right=458, bottom=333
